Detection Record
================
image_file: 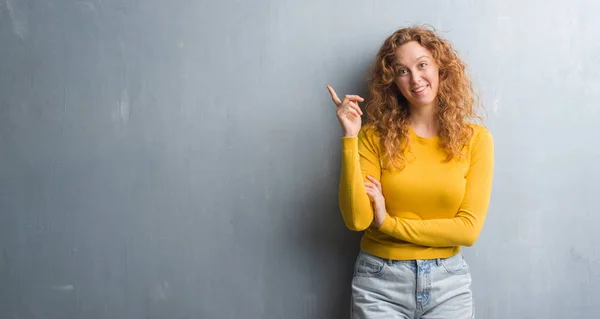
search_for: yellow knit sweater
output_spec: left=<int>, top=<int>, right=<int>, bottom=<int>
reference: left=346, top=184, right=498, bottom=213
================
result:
left=339, top=124, right=494, bottom=260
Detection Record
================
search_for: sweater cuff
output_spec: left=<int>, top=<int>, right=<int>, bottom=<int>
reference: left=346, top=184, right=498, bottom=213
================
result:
left=341, top=136, right=358, bottom=151
left=378, top=215, right=396, bottom=235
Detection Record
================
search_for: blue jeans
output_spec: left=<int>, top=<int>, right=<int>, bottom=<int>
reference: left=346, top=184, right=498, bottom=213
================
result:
left=351, top=250, right=474, bottom=319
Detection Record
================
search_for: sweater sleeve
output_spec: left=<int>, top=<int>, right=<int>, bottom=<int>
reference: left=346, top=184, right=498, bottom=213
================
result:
left=378, top=128, right=494, bottom=247
left=338, top=127, right=381, bottom=231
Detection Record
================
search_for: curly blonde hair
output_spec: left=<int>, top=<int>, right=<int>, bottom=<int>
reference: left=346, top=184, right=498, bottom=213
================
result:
left=364, top=25, right=482, bottom=170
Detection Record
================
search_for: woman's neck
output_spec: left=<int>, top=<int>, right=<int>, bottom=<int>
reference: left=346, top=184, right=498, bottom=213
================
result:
left=409, top=104, right=438, bottom=137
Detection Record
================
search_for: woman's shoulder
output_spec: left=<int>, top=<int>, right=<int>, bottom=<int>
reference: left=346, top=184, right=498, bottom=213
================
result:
left=466, top=123, right=494, bottom=150
left=357, top=123, right=384, bottom=153
left=359, top=123, right=381, bottom=140
left=468, top=123, right=492, bottom=139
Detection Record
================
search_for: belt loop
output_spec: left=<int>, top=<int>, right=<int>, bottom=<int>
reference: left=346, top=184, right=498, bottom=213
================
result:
left=436, top=258, right=441, bottom=266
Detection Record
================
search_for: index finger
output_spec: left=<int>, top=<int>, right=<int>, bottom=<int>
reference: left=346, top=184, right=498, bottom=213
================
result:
left=326, top=85, right=342, bottom=105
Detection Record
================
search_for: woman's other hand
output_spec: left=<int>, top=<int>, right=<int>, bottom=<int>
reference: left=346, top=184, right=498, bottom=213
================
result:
left=365, top=175, right=387, bottom=228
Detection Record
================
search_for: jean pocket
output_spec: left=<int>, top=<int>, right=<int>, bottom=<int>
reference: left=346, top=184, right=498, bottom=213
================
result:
left=354, top=252, right=386, bottom=278
left=441, top=253, right=470, bottom=275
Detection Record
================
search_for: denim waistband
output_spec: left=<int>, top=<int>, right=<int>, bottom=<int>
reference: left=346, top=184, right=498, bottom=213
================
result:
left=361, top=250, right=461, bottom=267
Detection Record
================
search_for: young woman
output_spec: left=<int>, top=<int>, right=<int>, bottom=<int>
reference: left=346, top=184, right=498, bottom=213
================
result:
left=327, top=26, right=494, bottom=318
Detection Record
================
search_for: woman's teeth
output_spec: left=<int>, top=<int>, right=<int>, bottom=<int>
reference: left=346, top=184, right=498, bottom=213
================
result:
left=412, top=86, right=426, bottom=93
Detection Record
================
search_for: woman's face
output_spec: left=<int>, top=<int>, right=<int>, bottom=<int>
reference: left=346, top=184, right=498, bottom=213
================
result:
left=392, top=41, right=440, bottom=110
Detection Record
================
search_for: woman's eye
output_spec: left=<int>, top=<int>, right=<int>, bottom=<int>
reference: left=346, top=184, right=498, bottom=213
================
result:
left=419, top=62, right=427, bottom=68
left=397, top=69, right=407, bottom=75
